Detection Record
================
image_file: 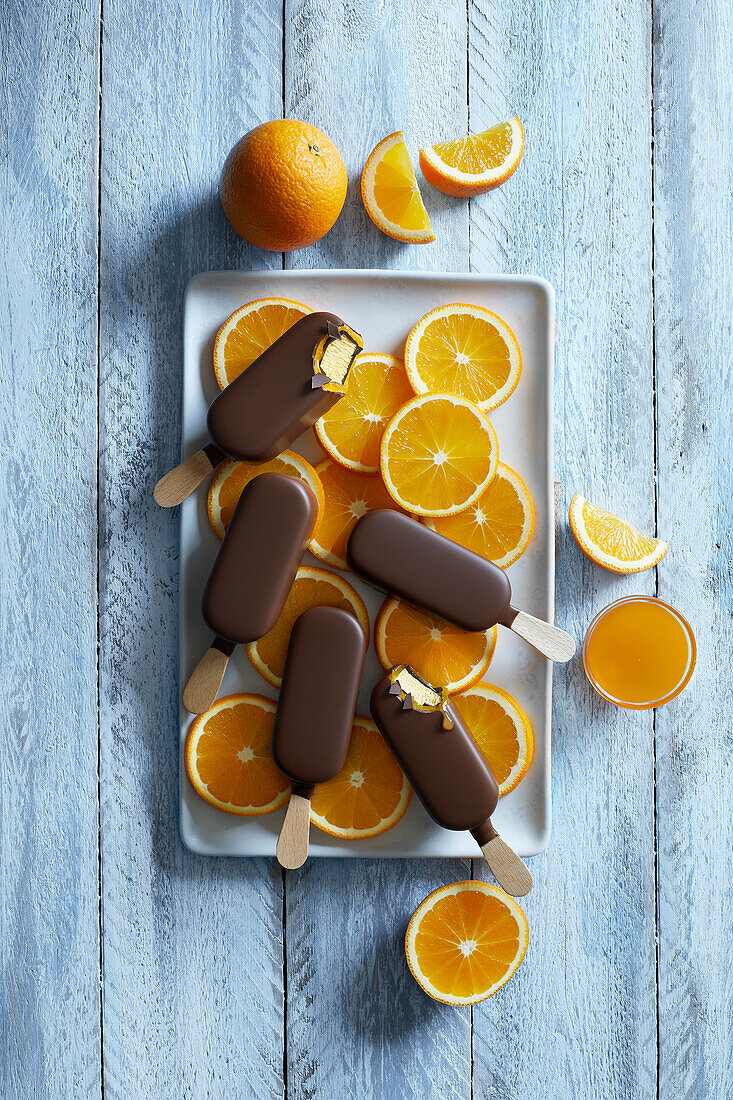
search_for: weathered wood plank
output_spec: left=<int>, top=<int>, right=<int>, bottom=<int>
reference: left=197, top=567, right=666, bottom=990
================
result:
left=98, top=1, right=286, bottom=1095
left=283, top=1, right=472, bottom=1096
left=653, top=2, right=733, bottom=1095
left=468, top=2, right=658, bottom=1096
left=0, top=1, right=102, bottom=1097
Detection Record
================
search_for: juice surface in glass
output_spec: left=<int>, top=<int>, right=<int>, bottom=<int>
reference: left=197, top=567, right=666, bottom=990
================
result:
left=583, top=596, right=695, bottom=709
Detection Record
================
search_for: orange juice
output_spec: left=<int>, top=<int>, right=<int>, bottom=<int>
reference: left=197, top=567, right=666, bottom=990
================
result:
left=583, top=596, right=695, bottom=708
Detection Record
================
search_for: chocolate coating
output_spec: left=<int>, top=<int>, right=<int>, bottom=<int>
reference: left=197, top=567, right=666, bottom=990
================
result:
left=370, top=673, right=499, bottom=837
left=202, top=472, right=318, bottom=644
left=207, top=311, right=346, bottom=462
left=273, top=606, right=366, bottom=793
left=348, top=510, right=517, bottom=633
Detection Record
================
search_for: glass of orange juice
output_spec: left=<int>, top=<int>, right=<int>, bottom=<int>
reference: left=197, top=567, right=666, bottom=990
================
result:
left=583, top=595, right=696, bottom=709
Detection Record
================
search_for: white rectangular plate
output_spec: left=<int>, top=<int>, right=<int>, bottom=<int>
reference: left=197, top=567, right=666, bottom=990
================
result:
left=180, top=270, right=554, bottom=859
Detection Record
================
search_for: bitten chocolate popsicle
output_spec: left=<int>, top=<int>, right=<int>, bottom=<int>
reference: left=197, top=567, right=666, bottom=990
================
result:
left=154, top=311, right=362, bottom=507
left=348, top=509, right=575, bottom=662
left=273, top=606, right=367, bottom=869
left=370, top=666, right=533, bottom=896
left=183, top=472, right=318, bottom=715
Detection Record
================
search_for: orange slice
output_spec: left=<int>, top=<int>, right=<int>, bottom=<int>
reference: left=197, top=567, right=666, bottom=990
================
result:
left=361, top=131, right=435, bottom=243
left=453, top=684, right=534, bottom=796
left=207, top=453, right=325, bottom=540
left=309, top=460, right=405, bottom=570
left=405, top=881, right=529, bottom=1004
left=246, top=566, right=369, bottom=689
left=314, top=353, right=413, bottom=473
left=375, top=596, right=496, bottom=695
left=184, top=693, right=288, bottom=816
left=380, top=393, right=498, bottom=517
left=426, top=463, right=534, bottom=568
left=569, top=494, right=669, bottom=573
left=213, top=297, right=312, bottom=389
left=419, top=117, right=524, bottom=198
left=404, top=303, right=522, bottom=412
left=310, top=717, right=412, bottom=839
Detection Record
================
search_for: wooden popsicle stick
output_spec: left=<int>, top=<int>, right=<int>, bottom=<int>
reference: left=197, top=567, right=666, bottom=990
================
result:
left=480, top=836, right=534, bottom=897
left=510, top=610, right=576, bottom=662
left=182, top=644, right=231, bottom=714
left=154, top=447, right=218, bottom=507
left=276, top=793, right=311, bottom=869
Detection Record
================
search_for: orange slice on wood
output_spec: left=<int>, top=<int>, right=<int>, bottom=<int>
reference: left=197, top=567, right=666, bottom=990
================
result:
left=420, top=117, right=524, bottom=198
left=314, top=353, right=413, bottom=473
left=310, top=717, right=412, bottom=839
left=426, top=462, right=534, bottom=568
left=246, top=566, right=369, bottom=689
left=309, top=459, right=406, bottom=570
left=405, top=881, right=529, bottom=1004
left=380, top=393, right=498, bottom=517
left=213, top=297, right=313, bottom=389
left=453, top=684, right=534, bottom=796
left=207, top=453, right=325, bottom=540
left=569, top=494, right=669, bottom=573
left=404, top=303, right=522, bottom=412
left=375, top=596, right=496, bottom=695
left=184, top=694, right=289, bottom=816
left=361, top=132, right=435, bottom=243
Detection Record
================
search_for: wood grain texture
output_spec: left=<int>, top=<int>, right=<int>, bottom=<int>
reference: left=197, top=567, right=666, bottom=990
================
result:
left=653, top=1, right=733, bottom=1095
left=98, top=0, right=286, bottom=1095
left=468, top=1, right=658, bottom=1097
left=0, top=2, right=102, bottom=1097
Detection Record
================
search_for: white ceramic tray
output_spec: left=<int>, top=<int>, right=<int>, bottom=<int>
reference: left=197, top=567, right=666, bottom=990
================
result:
left=179, top=270, right=555, bottom=858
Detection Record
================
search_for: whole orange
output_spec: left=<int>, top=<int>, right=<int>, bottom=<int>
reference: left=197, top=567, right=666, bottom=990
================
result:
left=220, top=120, right=348, bottom=252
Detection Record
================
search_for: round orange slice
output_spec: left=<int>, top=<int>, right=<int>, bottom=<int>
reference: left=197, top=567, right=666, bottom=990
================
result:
left=246, top=566, right=369, bottom=689
left=404, top=303, right=522, bottom=412
left=309, top=459, right=405, bottom=570
left=380, top=393, right=498, bottom=517
left=207, top=453, right=325, bottom=540
left=426, top=462, right=534, bottom=568
left=361, top=131, right=435, bottom=243
left=419, top=117, right=524, bottom=198
left=453, top=684, right=534, bottom=796
left=314, top=353, right=413, bottom=473
left=569, top=494, right=669, bottom=573
left=375, top=596, right=496, bottom=695
left=405, top=881, right=529, bottom=1004
left=213, top=297, right=313, bottom=389
left=310, top=717, right=412, bottom=839
left=184, top=693, right=289, bottom=816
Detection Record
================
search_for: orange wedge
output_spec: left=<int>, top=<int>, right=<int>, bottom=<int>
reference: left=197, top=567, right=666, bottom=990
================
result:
left=213, top=297, right=312, bottom=389
left=310, top=717, right=412, bottom=839
left=375, top=596, right=496, bottom=695
left=405, top=881, right=529, bottom=1004
left=420, top=117, right=524, bottom=198
left=569, top=494, right=669, bottom=573
left=380, top=393, right=498, bottom=517
left=361, top=131, right=435, bottom=243
left=453, top=684, right=534, bottom=796
left=184, top=694, right=289, bottom=816
left=207, top=454, right=325, bottom=540
left=309, top=460, right=405, bottom=570
left=426, top=463, right=534, bottom=568
left=246, top=566, right=369, bottom=689
left=314, top=353, right=413, bottom=473
left=404, top=303, right=522, bottom=412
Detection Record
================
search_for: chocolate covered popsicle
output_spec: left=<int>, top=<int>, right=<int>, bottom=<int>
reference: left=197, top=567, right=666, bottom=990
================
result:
left=348, top=509, right=575, bottom=662
left=273, top=605, right=367, bottom=869
left=183, top=472, right=318, bottom=714
left=371, top=666, right=533, bottom=896
left=155, top=311, right=362, bottom=507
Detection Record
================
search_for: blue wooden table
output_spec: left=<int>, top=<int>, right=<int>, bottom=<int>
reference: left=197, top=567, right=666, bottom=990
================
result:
left=2, top=1, right=731, bottom=1096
